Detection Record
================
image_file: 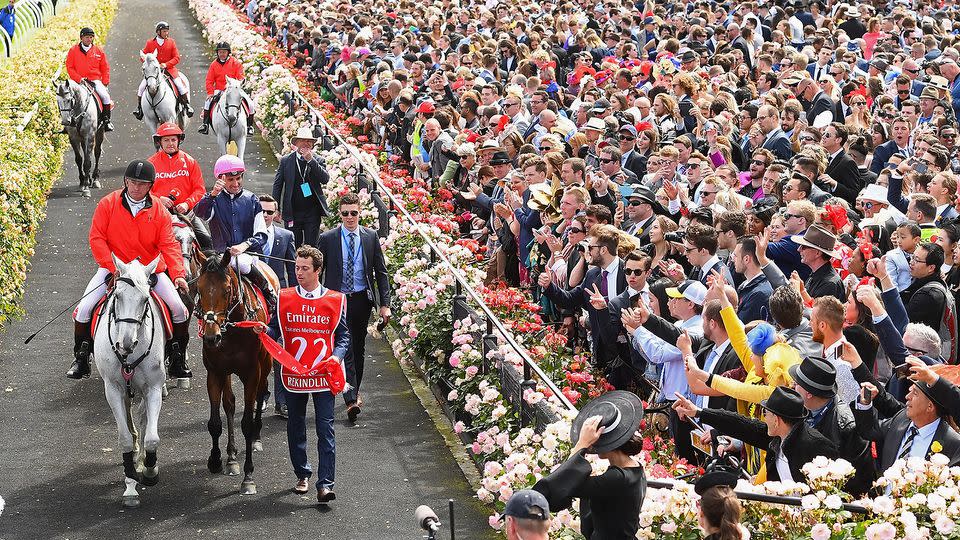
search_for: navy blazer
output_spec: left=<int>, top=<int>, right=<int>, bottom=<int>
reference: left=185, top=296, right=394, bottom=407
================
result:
left=870, top=140, right=908, bottom=175
left=272, top=151, right=331, bottom=224
left=761, top=128, right=794, bottom=161
left=263, top=226, right=297, bottom=288
left=824, top=150, right=863, bottom=206
left=316, top=225, right=390, bottom=307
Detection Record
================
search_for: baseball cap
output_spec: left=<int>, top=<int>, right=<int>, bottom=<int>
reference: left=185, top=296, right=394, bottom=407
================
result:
left=502, top=489, right=550, bottom=521
left=665, top=280, right=707, bottom=305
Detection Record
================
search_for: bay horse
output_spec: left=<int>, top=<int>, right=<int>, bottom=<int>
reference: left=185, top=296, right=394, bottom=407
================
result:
left=194, top=250, right=276, bottom=494
left=93, top=255, right=167, bottom=507
left=55, top=79, right=104, bottom=197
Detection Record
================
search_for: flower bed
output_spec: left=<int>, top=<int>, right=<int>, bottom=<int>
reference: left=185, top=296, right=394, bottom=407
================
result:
left=188, top=0, right=960, bottom=537
left=0, top=0, right=118, bottom=326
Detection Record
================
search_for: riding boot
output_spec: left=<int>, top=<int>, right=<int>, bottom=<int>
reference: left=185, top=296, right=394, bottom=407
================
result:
left=246, top=114, right=255, bottom=136
left=133, top=100, right=144, bottom=120
left=102, top=107, right=114, bottom=132
left=246, top=264, right=278, bottom=315
left=67, top=321, right=93, bottom=379
left=198, top=112, right=209, bottom=134
left=180, top=95, right=194, bottom=118
left=168, top=321, right=192, bottom=379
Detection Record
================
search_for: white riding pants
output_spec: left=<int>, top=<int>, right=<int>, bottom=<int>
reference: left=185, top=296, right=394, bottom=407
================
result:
left=203, top=89, right=256, bottom=114
left=90, top=80, right=112, bottom=105
left=74, top=268, right=189, bottom=324
left=231, top=253, right=254, bottom=274
left=137, top=73, right=190, bottom=97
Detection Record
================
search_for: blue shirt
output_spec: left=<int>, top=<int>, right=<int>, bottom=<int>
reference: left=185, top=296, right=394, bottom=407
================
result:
left=340, top=227, right=365, bottom=293
left=630, top=317, right=703, bottom=402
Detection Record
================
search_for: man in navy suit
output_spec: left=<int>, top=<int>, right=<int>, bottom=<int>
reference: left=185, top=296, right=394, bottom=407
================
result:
left=539, top=224, right=627, bottom=383
left=316, top=192, right=391, bottom=423
left=272, top=128, right=331, bottom=248
left=870, top=116, right=912, bottom=174
left=756, top=105, right=794, bottom=161
left=260, top=195, right=297, bottom=418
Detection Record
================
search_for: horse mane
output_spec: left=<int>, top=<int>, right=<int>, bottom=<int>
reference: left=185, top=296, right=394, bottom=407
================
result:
left=201, top=250, right=230, bottom=274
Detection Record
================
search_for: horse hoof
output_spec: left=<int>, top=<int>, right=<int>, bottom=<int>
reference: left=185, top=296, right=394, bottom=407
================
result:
left=240, top=481, right=257, bottom=495
left=122, top=495, right=140, bottom=508
left=207, top=458, right=223, bottom=474
left=142, top=468, right=160, bottom=486
left=252, top=440, right=263, bottom=452
left=81, top=189, right=91, bottom=198
left=176, top=378, right=191, bottom=390
left=225, top=462, right=241, bottom=476
left=92, top=180, right=101, bottom=189
left=161, top=383, right=168, bottom=399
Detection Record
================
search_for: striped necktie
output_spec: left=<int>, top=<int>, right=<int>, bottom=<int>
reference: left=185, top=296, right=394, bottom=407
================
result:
left=898, top=426, right=919, bottom=462
left=345, top=232, right=357, bottom=292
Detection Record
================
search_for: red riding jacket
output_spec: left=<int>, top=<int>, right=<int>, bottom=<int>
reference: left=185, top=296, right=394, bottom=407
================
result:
left=89, top=190, right=186, bottom=279
left=66, top=43, right=110, bottom=85
left=205, top=57, right=244, bottom=95
left=148, top=150, right=206, bottom=210
left=141, top=37, right=182, bottom=79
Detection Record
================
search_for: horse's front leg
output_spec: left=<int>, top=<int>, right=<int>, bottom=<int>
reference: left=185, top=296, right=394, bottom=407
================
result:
left=222, top=376, right=240, bottom=476
left=140, top=380, right=163, bottom=486
left=239, top=376, right=259, bottom=495
left=206, top=368, right=224, bottom=474
left=103, top=381, right=140, bottom=507
left=91, top=130, right=104, bottom=189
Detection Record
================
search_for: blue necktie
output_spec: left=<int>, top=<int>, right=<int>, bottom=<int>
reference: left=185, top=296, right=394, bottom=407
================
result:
left=694, top=349, right=720, bottom=408
left=264, top=231, right=272, bottom=257
left=345, top=232, right=356, bottom=292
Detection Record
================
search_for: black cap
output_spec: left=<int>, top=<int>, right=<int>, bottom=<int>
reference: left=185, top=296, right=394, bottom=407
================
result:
left=759, top=386, right=808, bottom=421
left=502, top=489, right=550, bottom=521
left=80, top=27, right=95, bottom=37
left=123, top=160, right=156, bottom=183
left=694, top=469, right=739, bottom=495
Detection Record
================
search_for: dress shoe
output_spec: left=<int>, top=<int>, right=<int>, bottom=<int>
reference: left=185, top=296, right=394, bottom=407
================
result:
left=347, top=403, right=361, bottom=423
left=317, top=487, right=336, bottom=504
left=275, top=404, right=288, bottom=419
left=293, top=478, right=309, bottom=494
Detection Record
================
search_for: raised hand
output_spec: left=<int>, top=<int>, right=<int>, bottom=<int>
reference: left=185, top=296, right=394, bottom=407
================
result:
left=538, top=267, right=553, bottom=289
left=588, top=283, right=608, bottom=310
left=855, top=284, right=884, bottom=316
left=677, top=329, right=693, bottom=355
left=907, top=355, right=939, bottom=385
left=755, top=230, right=769, bottom=266
left=841, top=340, right=863, bottom=368
left=672, top=392, right=700, bottom=420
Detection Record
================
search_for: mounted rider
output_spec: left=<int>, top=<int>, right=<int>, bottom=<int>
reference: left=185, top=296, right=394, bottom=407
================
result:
left=193, top=155, right=278, bottom=313
left=198, top=41, right=255, bottom=136
left=135, top=21, right=194, bottom=120
left=148, top=122, right=205, bottom=213
left=65, top=27, right=114, bottom=132
left=69, top=160, right=193, bottom=380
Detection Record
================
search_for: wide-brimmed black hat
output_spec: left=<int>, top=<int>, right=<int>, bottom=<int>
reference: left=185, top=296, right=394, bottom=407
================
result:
left=788, top=356, right=837, bottom=399
left=570, top=390, right=644, bottom=453
left=791, top=224, right=840, bottom=258
left=760, top=386, right=808, bottom=421
left=914, top=379, right=949, bottom=412
left=489, top=151, right=512, bottom=165
left=694, top=469, right=739, bottom=495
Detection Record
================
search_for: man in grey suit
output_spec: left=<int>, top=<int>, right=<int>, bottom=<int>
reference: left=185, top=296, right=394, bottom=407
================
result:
left=316, top=192, right=391, bottom=423
left=259, top=195, right=297, bottom=418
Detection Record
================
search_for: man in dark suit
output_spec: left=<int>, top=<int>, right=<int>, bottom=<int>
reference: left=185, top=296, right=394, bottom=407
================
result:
left=622, top=185, right=660, bottom=244
left=618, top=124, right=646, bottom=179
left=870, top=117, right=912, bottom=174
left=682, top=223, right=734, bottom=286
left=272, top=127, right=331, bottom=247
left=854, top=373, right=960, bottom=475
left=539, top=224, right=626, bottom=380
left=316, top=192, right=391, bottom=423
left=821, top=123, right=863, bottom=207
left=797, top=77, right=835, bottom=126
left=259, top=195, right=298, bottom=417
left=756, top=105, right=794, bottom=161
left=595, top=251, right=653, bottom=389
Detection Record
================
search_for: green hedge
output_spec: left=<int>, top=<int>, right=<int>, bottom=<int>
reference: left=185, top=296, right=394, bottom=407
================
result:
left=0, top=0, right=118, bottom=326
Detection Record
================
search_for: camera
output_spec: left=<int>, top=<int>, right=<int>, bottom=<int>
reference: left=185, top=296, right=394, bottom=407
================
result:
left=665, top=231, right=687, bottom=243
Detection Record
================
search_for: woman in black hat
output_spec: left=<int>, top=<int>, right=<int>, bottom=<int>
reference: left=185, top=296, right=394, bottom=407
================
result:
left=532, top=391, right=646, bottom=540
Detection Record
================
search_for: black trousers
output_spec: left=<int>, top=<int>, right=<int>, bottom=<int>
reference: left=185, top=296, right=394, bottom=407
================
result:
left=669, top=406, right=704, bottom=467
left=290, top=213, right=321, bottom=247
left=343, top=291, right=373, bottom=405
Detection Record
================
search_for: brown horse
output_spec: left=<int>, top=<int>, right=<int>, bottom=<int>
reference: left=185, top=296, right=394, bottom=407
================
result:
left=194, top=250, right=277, bottom=494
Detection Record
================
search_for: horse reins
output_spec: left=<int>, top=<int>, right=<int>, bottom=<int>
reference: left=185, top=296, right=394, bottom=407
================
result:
left=194, top=262, right=250, bottom=335
left=143, top=68, right=174, bottom=120
left=106, top=276, right=159, bottom=398
left=58, top=83, right=93, bottom=128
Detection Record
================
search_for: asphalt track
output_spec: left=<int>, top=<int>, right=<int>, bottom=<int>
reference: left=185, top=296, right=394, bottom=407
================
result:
left=0, top=0, right=494, bottom=537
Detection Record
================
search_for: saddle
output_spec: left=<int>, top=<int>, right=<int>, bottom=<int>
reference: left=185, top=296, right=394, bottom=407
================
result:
left=80, top=80, right=105, bottom=117
left=91, top=291, right=173, bottom=341
left=162, top=71, right=182, bottom=99
left=210, top=91, right=251, bottom=116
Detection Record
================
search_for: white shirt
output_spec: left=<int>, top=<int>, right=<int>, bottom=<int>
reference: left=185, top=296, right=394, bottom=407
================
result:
left=823, top=338, right=859, bottom=403
left=702, top=340, right=730, bottom=410
left=602, top=259, right=620, bottom=302
left=776, top=449, right=794, bottom=482
left=897, top=418, right=941, bottom=460
left=125, top=194, right=148, bottom=217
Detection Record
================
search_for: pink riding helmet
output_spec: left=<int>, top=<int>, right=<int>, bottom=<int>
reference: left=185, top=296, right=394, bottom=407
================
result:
left=214, top=154, right=245, bottom=177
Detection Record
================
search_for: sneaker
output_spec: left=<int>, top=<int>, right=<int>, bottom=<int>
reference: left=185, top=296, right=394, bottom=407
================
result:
left=293, top=478, right=309, bottom=494
left=275, top=404, right=288, bottom=419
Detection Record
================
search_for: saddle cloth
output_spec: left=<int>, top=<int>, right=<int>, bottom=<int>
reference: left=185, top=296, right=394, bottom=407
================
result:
left=81, top=80, right=105, bottom=117
left=91, top=291, right=173, bottom=341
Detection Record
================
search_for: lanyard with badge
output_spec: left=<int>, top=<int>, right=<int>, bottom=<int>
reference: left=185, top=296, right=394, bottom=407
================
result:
left=296, top=155, right=312, bottom=199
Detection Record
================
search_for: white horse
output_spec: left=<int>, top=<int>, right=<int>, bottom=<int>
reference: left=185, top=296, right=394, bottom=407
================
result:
left=139, top=51, right=184, bottom=143
left=56, top=79, right=104, bottom=197
left=94, top=255, right=167, bottom=508
left=211, top=76, right=247, bottom=159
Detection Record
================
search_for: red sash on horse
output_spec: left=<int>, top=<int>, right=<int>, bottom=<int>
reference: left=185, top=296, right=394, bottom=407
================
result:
left=81, top=80, right=105, bottom=117
left=274, top=287, right=346, bottom=394
left=89, top=291, right=173, bottom=340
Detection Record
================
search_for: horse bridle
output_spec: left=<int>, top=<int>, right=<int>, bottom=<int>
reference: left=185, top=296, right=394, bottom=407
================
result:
left=143, top=67, right=174, bottom=115
left=194, top=265, right=246, bottom=334
left=106, top=276, right=158, bottom=396
left=57, top=83, right=93, bottom=127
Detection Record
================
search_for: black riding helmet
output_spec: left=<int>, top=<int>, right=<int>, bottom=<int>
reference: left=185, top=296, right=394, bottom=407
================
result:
left=156, top=21, right=170, bottom=33
left=80, top=27, right=95, bottom=38
left=124, top=160, right=156, bottom=184
left=215, top=42, right=231, bottom=54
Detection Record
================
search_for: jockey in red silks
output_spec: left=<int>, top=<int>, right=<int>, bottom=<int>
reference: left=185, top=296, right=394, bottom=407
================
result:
left=198, top=41, right=256, bottom=136
left=65, top=26, right=113, bottom=131
left=69, top=160, right=193, bottom=380
left=134, top=21, right=194, bottom=120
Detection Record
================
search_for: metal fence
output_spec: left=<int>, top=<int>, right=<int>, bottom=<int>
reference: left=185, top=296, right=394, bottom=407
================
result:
left=0, top=0, right=65, bottom=58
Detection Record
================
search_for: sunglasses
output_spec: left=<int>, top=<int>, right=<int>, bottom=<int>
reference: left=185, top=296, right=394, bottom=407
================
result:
left=751, top=159, right=769, bottom=166
left=263, top=210, right=276, bottom=215
left=340, top=210, right=359, bottom=217
left=568, top=227, right=585, bottom=234
left=623, top=268, right=647, bottom=276
left=687, top=162, right=702, bottom=169
left=784, top=213, right=801, bottom=220
left=599, top=158, right=617, bottom=164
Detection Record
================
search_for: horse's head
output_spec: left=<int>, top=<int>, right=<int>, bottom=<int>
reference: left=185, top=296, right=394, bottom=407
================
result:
left=195, top=250, right=239, bottom=348
left=55, top=81, right=78, bottom=128
left=222, top=77, right=243, bottom=124
left=141, top=51, right=162, bottom=94
left=109, top=254, right=159, bottom=358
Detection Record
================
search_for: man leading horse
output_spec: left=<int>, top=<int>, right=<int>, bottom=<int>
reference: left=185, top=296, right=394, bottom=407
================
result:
left=68, top=160, right=192, bottom=380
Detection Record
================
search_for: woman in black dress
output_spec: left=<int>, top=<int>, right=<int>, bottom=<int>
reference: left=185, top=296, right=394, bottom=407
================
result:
left=533, top=391, right=646, bottom=540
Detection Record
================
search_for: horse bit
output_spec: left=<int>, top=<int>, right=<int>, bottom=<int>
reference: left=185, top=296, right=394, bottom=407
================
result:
left=107, top=276, right=158, bottom=397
